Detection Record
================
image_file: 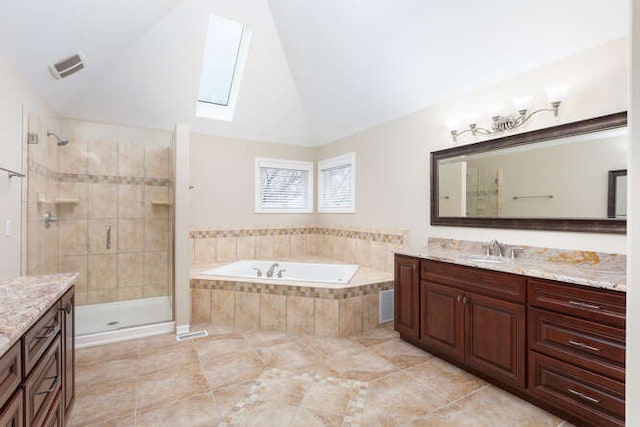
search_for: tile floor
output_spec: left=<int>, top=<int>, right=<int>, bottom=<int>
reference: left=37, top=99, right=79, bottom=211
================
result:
left=69, top=323, right=571, bottom=426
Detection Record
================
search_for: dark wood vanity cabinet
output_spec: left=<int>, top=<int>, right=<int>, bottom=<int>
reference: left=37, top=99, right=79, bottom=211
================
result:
left=394, top=255, right=420, bottom=341
left=418, top=260, right=526, bottom=389
left=394, top=255, right=626, bottom=426
left=0, top=286, right=75, bottom=426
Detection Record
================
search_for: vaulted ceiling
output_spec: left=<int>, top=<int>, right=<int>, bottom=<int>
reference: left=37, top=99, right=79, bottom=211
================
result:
left=0, top=0, right=627, bottom=146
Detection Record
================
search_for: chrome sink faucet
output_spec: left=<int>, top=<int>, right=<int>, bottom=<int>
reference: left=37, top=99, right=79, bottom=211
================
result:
left=488, top=239, right=504, bottom=257
left=266, top=263, right=279, bottom=278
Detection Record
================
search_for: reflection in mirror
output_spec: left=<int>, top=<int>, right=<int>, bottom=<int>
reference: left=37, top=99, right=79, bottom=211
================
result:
left=431, top=112, right=627, bottom=233
left=608, top=169, right=627, bottom=218
left=438, top=128, right=627, bottom=218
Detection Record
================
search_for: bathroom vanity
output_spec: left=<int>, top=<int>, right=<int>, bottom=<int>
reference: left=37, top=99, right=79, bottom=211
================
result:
left=395, top=252, right=625, bottom=426
left=0, top=273, right=77, bottom=426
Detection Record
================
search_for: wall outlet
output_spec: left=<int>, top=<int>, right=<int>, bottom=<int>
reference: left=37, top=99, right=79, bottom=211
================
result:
left=4, top=219, right=12, bottom=237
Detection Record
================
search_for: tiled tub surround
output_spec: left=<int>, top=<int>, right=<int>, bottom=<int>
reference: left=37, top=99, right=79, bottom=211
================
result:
left=191, top=257, right=393, bottom=337
left=190, top=225, right=407, bottom=274
left=395, top=237, right=626, bottom=291
left=0, top=272, right=78, bottom=356
left=26, top=127, right=175, bottom=307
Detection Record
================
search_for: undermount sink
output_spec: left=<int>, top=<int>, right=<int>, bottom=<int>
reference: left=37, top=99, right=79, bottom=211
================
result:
left=464, top=255, right=506, bottom=264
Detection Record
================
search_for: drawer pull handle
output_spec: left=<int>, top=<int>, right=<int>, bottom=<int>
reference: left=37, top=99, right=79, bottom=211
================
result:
left=35, top=375, right=59, bottom=395
left=568, top=388, right=600, bottom=404
left=59, top=302, right=71, bottom=314
left=568, top=340, right=601, bottom=352
left=35, top=325, right=57, bottom=339
left=568, top=301, right=601, bottom=311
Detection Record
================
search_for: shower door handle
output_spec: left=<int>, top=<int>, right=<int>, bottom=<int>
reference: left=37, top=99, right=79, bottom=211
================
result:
left=106, top=224, right=112, bottom=250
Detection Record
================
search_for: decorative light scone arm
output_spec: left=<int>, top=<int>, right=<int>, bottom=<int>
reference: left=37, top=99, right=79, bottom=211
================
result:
left=449, top=86, right=567, bottom=142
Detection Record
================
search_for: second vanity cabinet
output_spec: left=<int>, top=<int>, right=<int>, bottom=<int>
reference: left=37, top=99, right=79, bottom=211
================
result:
left=395, top=255, right=626, bottom=426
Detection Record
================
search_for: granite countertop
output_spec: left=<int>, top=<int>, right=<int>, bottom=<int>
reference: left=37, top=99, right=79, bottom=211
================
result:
left=0, top=273, right=78, bottom=358
left=395, top=246, right=626, bottom=292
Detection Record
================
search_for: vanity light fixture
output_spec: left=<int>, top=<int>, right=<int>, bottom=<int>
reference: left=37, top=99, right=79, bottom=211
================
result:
left=447, top=86, right=568, bottom=142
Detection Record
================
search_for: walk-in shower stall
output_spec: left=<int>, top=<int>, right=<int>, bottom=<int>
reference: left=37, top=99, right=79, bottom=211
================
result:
left=24, top=116, right=175, bottom=342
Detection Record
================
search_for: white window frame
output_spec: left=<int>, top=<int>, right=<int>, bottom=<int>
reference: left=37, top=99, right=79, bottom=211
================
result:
left=318, top=152, right=356, bottom=213
left=255, top=157, right=314, bottom=213
left=196, top=15, right=252, bottom=122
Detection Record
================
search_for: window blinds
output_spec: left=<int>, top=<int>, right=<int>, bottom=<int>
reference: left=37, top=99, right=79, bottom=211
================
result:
left=259, top=166, right=310, bottom=209
left=320, top=164, right=352, bottom=208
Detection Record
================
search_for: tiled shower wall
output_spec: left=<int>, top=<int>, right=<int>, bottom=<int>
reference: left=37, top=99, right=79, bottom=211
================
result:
left=189, top=225, right=406, bottom=273
left=26, top=118, right=174, bottom=306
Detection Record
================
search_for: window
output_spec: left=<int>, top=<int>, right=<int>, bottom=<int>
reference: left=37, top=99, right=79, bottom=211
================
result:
left=318, top=153, right=356, bottom=213
left=255, top=158, right=314, bottom=213
left=196, top=15, right=252, bottom=121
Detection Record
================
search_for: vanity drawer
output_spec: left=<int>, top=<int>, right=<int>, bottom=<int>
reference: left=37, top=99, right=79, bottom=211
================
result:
left=529, top=308, right=625, bottom=382
left=23, top=302, right=61, bottom=374
left=24, top=335, right=62, bottom=427
left=528, top=279, right=625, bottom=328
left=421, top=260, right=526, bottom=303
left=529, top=352, right=624, bottom=426
left=0, top=341, right=22, bottom=407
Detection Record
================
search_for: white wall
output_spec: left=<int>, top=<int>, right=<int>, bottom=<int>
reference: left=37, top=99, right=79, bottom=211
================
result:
left=0, top=53, right=57, bottom=280
left=317, top=38, right=628, bottom=253
left=189, top=132, right=317, bottom=227
left=626, top=0, right=638, bottom=422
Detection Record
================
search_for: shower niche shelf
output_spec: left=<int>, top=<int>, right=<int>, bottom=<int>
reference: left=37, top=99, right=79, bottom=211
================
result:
left=150, top=200, right=172, bottom=206
left=37, top=192, right=79, bottom=205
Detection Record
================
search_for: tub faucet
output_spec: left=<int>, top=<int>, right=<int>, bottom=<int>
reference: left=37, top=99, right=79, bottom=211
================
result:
left=266, top=263, right=279, bottom=278
left=488, top=239, right=504, bottom=257
left=253, top=268, right=263, bottom=277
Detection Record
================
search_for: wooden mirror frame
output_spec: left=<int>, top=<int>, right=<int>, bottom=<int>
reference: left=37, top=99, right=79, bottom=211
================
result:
left=430, top=111, right=627, bottom=234
left=607, top=169, right=627, bottom=219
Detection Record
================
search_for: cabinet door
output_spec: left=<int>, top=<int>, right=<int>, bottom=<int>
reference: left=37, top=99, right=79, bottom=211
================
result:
left=419, top=281, right=464, bottom=361
left=0, top=389, right=23, bottom=427
left=60, top=288, right=75, bottom=415
left=394, top=256, right=420, bottom=340
left=465, top=292, right=526, bottom=388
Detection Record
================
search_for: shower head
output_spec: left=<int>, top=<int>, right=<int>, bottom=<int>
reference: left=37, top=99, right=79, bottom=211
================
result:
left=46, top=131, right=69, bottom=146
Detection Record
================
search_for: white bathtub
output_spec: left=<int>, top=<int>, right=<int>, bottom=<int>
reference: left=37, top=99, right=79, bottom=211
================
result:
left=201, top=260, right=359, bottom=284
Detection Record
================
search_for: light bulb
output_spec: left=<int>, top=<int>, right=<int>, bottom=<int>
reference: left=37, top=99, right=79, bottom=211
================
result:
left=487, top=104, right=504, bottom=118
left=512, top=96, right=532, bottom=112
left=446, top=119, right=460, bottom=131
left=464, top=113, right=478, bottom=125
left=546, top=85, right=568, bottom=103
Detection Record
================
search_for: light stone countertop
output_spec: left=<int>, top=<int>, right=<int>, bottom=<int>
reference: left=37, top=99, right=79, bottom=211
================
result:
left=0, top=273, right=78, bottom=358
left=395, top=246, right=626, bottom=292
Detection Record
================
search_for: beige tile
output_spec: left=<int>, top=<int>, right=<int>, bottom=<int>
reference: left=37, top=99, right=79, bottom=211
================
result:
left=145, top=141, right=169, bottom=179
left=325, top=350, right=397, bottom=382
left=370, top=241, right=390, bottom=272
left=369, top=338, right=433, bottom=369
left=211, top=289, right=235, bottom=326
left=216, top=237, right=237, bottom=262
left=273, top=235, right=290, bottom=258
left=117, top=286, right=143, bottom=301
left=88, top=139, right=118, bottom=175
left=225, top=401, right=299, bottom=426
left=306, top=233, right=320, bottom=255
left=314, top=298, right=339, bottom=337
left=59, top=255, right=87, bottom=290
left=259, top=294, right=287, bottom=331
left=363, top=293, right=380, bottom=331
left=88, top=289, right=119, bottom=304
left=257, top=340, right=319, bottom=369
left=256, top=236, right=275, bottom=258
left=404, top=357, right=486, bottom=401
left=413, top=403, right=485, bottom=426
left=191, top=288, right=211, bottom=322
left=117, top=252, right=144, bottom=287
left=236, top=236, right=256, bottom=260
left=117, top=219, right=143, bottom=252
left=135, top=394, right=221, bottom=427
left=144, top=185, right=170, bottom=219
left=117, top=184, right=144, bottom=218
left=342, top=238, right=358, bottom=263
left=88, top=184, right=118, bottom=219
left=356, top=239, right=372, bottom=268
left=201, top=351, right=265, bottom=390
left=75, top=354, right=138, bottom=388
left=75, top=340, right=139, bottom=364
left=137, top=362, right=208, bottom=411
left=350, top=325, right=399, bottom=347
left=117, top=140, right=144, bottom=177
left=194, top=238, right=216, bottom=264
left=144, top=219, right=169, bottom=251
left=291, top=407, right=343, bottom=427
left=322, top=235, right=337, bottom=258
left=195, top=334, right=248, bottom=360
left=138, top=344, right=199, bottom=376
left=302, top=334, right=366, bottom=359
left=339, top=296, right=363, bottom=337
left=300, top=381, right=353, bottom=415
left=235, top=291, right=259, bottom=328
left=57, top=182, right=88, bottom=219
left=69, top=380, right=136, bottom=425
left=75, top=291, right=88, bottom=305
left=88, top=219, right=117, bottom=254
left=58, top=137, right=88, bottom=174
left=144, top=284, right=170, bottom=298
left=286, top=296, right=314, bottom=334
left=88, top=254, right=117, bottom=290
left=144, top=251, right=169, bottom=287
left=289, top=234, right=306, bottom=257
left=58, top=219, right=87, bottom=255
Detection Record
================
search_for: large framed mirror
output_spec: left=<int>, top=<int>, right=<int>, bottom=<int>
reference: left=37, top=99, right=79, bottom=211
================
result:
left=430, top=112, right=627, bottom=233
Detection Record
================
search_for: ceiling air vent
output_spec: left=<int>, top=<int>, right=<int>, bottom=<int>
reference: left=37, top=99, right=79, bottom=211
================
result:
left=49, top=52, right=85, bottom=80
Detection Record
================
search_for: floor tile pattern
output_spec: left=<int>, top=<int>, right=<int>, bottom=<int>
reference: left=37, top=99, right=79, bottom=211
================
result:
left=69, top=323, right=572, bottom=426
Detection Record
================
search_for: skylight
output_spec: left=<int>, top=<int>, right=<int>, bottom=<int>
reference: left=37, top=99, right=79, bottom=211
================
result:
left=196, top=15, right=251, bottom=121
